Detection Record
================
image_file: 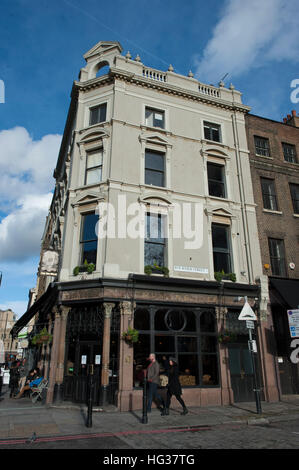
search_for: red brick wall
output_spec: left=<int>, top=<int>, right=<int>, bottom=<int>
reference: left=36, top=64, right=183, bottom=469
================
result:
left=245, top=114, right=299, bottom=279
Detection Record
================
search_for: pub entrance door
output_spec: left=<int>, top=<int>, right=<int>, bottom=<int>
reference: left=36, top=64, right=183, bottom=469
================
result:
left=73, top=341, right=102, bottom=405
left=228, top=344, right=256, bottom=402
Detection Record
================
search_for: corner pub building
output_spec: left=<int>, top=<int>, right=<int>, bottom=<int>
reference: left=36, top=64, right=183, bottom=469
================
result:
left=12, top=41, right=280, bottom=411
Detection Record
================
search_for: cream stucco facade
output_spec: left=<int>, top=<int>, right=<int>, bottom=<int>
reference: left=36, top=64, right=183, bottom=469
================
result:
left=13, top=41, right=280, bottom=410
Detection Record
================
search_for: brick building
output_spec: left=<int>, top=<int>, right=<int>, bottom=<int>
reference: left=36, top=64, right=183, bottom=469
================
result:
left=245, top=111, right=299, bottom=395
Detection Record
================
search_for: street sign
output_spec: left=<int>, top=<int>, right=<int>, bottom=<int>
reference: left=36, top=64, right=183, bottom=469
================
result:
left=246, top=320, right=255, bottom=329
left=287, top=309, right=299, bottom=338
left=238, top=301, right=257, bottom=321
left=248, top=340, right=257, bottom=353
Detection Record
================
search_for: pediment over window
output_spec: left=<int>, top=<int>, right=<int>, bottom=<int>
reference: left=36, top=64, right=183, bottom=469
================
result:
left=211, top=207, right=233, bottom=217
left=139, top=194, right=173, bottom=206
left=203, top=147, right=229, bottom=161
left=72, top=191, right=106, bottom=207
left=139, top=132, right=171, bottom=148
left=79, top=126, right=110, bottom=144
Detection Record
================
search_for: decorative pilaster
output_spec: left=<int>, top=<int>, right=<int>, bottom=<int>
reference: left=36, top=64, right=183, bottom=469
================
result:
left=46, top=306, right=61, bottom=405
left=118, top=301, right=136, bottom=411
left=55, top=305, right=70, bottom=402
left=101, top=303, right=115, bottom=405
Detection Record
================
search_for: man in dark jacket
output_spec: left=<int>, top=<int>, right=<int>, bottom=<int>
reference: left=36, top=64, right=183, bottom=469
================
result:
left=146, top=353, right=165, bottom=414
left=9, top=361, right=20, bottom=398
left=165, top=357, right=188, bottom=415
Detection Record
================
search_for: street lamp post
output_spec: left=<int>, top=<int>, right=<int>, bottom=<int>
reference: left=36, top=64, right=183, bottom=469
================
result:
left=238, top=296, right=262, bottom=415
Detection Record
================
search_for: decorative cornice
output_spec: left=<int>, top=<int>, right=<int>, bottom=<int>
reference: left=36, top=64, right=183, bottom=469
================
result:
left=74, top=69, right=250, bottom=114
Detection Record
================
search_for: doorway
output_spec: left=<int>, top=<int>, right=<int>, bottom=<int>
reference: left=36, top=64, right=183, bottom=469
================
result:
left=64, top=340, right=102, bottom=405
left=228, top=344, right=257, bottom=402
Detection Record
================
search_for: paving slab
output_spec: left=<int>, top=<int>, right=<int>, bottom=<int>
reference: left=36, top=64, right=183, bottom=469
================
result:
left=1, top=386, right=299, bottom=441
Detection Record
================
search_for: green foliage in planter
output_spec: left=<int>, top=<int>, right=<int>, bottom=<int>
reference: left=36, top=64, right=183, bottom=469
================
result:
left=144, top=265, right=153, bottom=275
left=122, top=327, right=139, bottom=344
left=73, top=260, right=96, bottom=276
left=144, top=263, right=169, bottom=277
left=31, top=327, right=53, bottom=345
left=214, top=270, right=236, bottom=282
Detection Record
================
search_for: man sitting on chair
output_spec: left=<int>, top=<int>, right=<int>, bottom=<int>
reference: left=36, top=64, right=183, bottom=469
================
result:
left=15, top=369, right=43, bottom=399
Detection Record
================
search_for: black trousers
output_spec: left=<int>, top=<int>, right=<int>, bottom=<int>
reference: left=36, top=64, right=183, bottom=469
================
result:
left=166, top=390, right=186, bottom=409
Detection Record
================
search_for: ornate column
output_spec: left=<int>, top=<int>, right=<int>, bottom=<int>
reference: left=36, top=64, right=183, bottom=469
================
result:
left=43, top=316, right=53, bottom=380
left=118, top=301, right=135, bottom=411
left=216, top=306, right=234, bottom=405
left=55, top=305, right=70, bottom=402
left=46, top=306, right=61, bottom=405
left=101, top=303, right=115, bottom=405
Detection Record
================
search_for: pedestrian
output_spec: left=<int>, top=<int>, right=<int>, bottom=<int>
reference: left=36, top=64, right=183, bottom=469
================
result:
left=165, top=357, right=188, bottom=415
left=18, top=358, right=29, bottom=391
left=9, top=361, right=20, bottom=398
left=146, top=353, right=166, bottom=415
left=0, top=364, right=4, bottom=396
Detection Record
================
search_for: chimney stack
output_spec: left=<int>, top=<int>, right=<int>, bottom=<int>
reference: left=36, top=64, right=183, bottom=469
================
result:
left=292, top=110, right=297, bottom=117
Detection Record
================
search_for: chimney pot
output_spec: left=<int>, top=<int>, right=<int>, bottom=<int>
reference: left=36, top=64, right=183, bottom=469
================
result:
left=292, top=110, right=297, bottom=117
left=283, top=118, right=287, bottom=123
left=287, top=114, right=291, bottom=120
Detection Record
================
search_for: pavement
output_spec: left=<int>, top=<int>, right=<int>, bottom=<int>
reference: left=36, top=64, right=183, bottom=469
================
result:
left=0, top=385, right=299, bottom=441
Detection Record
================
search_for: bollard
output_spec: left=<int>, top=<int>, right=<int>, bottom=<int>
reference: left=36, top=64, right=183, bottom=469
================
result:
left=141, top=375, right=148, bottom=424
left=86, top=364, right=94, bottom=428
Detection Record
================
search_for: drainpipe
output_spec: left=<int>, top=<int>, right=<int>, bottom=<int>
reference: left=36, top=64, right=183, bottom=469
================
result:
left=231, top=111, right=254, bottom=284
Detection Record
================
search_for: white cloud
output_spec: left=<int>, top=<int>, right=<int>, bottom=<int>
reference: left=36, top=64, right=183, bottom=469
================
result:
left=0, top=193, right=53, bottom=262
left=0, top=127, right=61, bottom=210
left=194, top=0, right=299, bottom=83
left=0, top=127, right=61, bottom=262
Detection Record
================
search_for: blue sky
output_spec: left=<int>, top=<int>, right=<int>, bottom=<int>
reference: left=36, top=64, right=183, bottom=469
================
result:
left=0, top=0, right=298, bottom=317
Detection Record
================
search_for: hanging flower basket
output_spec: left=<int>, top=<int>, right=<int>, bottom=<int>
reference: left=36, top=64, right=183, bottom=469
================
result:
left=122, top=327, right=139, bottom=345
left=31, top=328, right=53, bottom=346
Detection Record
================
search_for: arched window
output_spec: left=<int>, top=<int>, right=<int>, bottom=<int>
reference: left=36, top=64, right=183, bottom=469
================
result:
left=133, top=306, right=219, bottom=388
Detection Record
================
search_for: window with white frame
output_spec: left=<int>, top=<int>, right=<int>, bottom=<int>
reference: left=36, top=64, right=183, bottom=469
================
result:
left=207, top=162, right=226, bottom=198
left=89, top=103, right=107, bottom=126
left=282, top=143, right=297, bottom=163
left=145, top=149, right=165, bottom=187
left=212, top=223, right=232, bottom=273
left=85, top=149, right=103, bottom=185
left=80, top=212, right=99, bottom=266
left=145, top=107, right=165, bottom=129
left=254, top=136, right=270, bottom=157
left=144, top=212, right=166, bottom=269
left=204, top=121, right=221, bottom=143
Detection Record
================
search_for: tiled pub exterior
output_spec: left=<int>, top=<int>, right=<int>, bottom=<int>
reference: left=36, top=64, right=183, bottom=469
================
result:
left=12, top=41, right=280, bottom=410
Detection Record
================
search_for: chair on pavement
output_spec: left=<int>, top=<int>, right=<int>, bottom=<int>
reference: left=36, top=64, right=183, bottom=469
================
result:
left=30, top=379, right=48, bottom=403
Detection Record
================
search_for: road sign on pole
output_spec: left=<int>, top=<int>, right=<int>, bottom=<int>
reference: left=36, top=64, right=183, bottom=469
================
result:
left=246, top=320, right=255, bottom=329
left=238, top=300, right=257, bottom=321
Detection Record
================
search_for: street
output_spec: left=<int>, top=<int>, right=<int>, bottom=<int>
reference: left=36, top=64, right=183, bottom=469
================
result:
left=0, top=417, right=298, bottom=450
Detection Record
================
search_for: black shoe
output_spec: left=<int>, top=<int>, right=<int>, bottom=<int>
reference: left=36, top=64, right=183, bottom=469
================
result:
left=165, top=408, right=169, bottom=415
left=181, top=408, right=188, bottom=415
left=160, top=408, right=166, bottom=416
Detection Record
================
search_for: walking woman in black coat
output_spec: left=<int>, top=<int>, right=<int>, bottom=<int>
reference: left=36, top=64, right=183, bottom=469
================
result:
left=165, top=357, right=188, bottom=415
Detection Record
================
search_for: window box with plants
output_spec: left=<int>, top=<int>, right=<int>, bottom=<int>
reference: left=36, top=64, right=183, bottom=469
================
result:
left=144, top=263, right=169, bottom=277
left=214, top=270, right=236, bottom=282
left=73, top=259, right=96, bottom=276
left=122, top=327, right=139, bottom=346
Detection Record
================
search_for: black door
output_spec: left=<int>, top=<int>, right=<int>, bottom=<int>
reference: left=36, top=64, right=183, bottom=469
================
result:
left=73, top=341, right=102, bottom=405
left=228, top=344, right=256, bottom=402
